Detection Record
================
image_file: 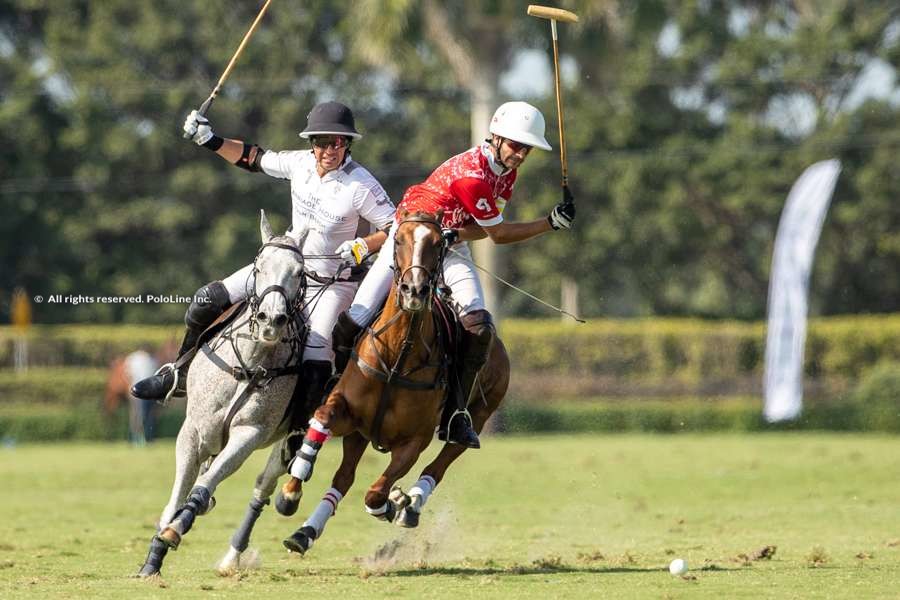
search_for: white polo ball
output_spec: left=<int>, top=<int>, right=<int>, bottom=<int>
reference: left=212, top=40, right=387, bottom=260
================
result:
left=669, top=558, right=688, bottom=576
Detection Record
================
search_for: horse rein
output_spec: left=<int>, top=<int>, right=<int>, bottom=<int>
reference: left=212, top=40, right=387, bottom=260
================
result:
left=247, top=240, right=306, bottom=338
left=392, top=214, right=448, bottom=298
left=361, top=214, right=452, bottom=452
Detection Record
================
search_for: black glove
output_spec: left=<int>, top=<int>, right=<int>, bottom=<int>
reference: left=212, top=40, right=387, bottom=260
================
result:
left=441, top=228, right=460, bottom=245
left=548, top=186, right=576, bottom=230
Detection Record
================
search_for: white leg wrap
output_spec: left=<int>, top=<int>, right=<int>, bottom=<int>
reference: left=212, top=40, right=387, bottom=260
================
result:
left=303, top=488, right=343, bottom=536
left=307, top=417, right=331, bottom=439
left=408, top=475, right=436, bottom=512
left=365, top=501, right=389, bottom=516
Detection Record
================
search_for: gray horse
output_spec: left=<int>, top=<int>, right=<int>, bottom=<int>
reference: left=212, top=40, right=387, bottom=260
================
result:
left=139, top=211, right=310, bottom=577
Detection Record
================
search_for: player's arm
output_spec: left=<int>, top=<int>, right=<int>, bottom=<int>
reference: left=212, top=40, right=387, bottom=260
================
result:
left=450, top=177, right=556, bottom=245
left=480, top=218, right=553, bottom=244
left=183, top=110, right=267, bottom=172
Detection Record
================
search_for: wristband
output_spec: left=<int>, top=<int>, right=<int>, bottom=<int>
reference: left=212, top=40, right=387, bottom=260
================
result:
left=202, top=135, right=224, bottom=151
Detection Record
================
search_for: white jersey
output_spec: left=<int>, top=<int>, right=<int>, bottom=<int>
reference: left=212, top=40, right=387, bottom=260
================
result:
left=260, top=150, right=395, bottom=279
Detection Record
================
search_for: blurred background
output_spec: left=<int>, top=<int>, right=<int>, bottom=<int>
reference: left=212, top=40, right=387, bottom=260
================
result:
left=1, top=0, right=898, bottom=442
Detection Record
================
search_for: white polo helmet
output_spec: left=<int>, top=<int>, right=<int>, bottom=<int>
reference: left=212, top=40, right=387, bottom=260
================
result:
left=489, top=101, right=552, bottom=151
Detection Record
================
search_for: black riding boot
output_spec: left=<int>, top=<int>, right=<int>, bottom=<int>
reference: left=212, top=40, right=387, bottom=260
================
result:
left=132, top=282, right=231, bottom=402
left=290, top=360, right=333, bottom=432
left=332, top=311, right=364, bottom=375
left=438, top=310, right=494, bottom=449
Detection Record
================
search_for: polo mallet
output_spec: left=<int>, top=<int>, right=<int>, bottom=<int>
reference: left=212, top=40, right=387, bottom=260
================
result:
left=526, top=5, right=579, bottom=188
left=183, top=0, right=274, bottom=138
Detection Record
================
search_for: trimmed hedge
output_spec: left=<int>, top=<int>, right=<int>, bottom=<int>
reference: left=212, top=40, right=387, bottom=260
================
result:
left=1, top=316, right=898, bottom=382
left=499, top=316, right=900, bottom=382
left=0, top=325, right=177, bottom=368
left=0, top=367, right=107, bottom=405
left=0, top=402, right=186, bottom=442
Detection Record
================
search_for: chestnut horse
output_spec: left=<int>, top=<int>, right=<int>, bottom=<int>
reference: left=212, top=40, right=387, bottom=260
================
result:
left=280, top=209, right=510, bottom=555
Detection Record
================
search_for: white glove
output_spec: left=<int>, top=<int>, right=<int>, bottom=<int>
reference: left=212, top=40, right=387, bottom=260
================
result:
left=183, top=109, right=215, bottom=146
left=334, top=237, right=368, bottom=265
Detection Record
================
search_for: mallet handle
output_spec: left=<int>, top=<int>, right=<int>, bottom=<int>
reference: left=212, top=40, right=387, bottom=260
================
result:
left=527, top=5, right=579, bottom=23
left=550, top=21, right=568, bottom=187
left=184, top=0, right=274, bottom=137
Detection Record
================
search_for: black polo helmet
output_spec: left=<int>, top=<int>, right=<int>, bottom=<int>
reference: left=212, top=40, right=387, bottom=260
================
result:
left=299, top=101, right=362, bottom=140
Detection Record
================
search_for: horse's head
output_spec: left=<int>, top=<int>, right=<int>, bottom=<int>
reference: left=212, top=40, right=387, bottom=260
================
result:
left=250, top=210, right=307, bottom=343
left=393, top=209, right=445, bottom=313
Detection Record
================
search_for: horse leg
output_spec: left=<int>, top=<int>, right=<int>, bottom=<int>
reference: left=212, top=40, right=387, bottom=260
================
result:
left=138, top=422, right=203, bottom=577
left=398, top=378, right=506, bottom=528
left=279, top=390, right=351, bottom=508
left=217, top=441, right=287, bottom=574
left=364, top=438, right=427, bottom=524
left=158, top=425, right=266, bottom=550
left=284, top=431, right=367, bottom=554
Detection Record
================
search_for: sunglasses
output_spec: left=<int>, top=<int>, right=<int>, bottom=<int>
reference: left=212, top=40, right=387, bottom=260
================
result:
left=505, top=139, right=532, bottom=154
left=310, top=136, right=349, bottom=150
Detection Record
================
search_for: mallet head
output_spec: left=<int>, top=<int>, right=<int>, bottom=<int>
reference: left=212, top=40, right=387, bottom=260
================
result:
left=527, top=5, right=579, bottom=23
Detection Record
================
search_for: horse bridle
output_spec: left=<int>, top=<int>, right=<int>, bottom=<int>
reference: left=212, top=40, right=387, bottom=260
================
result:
left=392, top=214, right=448, bottom=306
left=248, top=240, right=307, bottom=339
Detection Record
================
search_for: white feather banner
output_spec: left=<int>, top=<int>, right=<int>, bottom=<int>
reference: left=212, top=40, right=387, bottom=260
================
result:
left=764, top=159, right=841, bottom=422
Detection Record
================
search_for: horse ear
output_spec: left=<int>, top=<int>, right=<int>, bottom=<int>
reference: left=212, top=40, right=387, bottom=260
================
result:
left=434, top=209, right=444, bottom=222
left=260, top=209, right=274, bottom=243
left=399, top=207, right=409, bottom=219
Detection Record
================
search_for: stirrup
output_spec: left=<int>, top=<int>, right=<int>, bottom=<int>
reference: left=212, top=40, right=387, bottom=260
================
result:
left=155, top=362, right=182, bottom=406
left=439, top=408, right=475, bottom=438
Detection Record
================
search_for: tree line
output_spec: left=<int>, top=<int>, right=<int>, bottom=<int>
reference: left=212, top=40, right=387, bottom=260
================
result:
left=2, top=0, right=898, bottom=323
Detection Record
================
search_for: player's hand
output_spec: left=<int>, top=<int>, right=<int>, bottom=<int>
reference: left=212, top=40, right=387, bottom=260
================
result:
left=334, top=237, right=368, bottom=265
left=548, top=188, right=576, bottom=230
left=441, top=228, right=460, bottom=246
left=183, top=109, right=215, bottom=146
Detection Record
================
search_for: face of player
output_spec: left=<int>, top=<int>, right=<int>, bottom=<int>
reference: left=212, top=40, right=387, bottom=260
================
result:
left=492, top=135, right=532, bottom=170
left=310, top=135, right=350, bottom=176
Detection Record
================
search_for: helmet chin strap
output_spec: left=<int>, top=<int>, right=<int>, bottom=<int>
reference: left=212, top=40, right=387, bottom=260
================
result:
left=486, top=137, right=512, bottom=174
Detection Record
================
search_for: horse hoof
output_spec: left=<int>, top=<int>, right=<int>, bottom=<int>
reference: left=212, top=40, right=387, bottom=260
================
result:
left=216, top=546, right=241, bottom=575
left=283, top=526, right=316, bottom=555
left=275, top=491, right=300, bottom=516
left=158, top=528, right=181, bottom=549
left=397, top=507, right=420, bottom=528
left=137, top=564, right=161, bottom=578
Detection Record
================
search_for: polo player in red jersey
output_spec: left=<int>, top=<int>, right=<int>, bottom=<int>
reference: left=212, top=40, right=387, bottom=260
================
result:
left=310, top=101, right=576, bottom=455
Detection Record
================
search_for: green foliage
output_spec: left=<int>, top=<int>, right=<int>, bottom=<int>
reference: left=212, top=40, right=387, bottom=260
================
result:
left=1, top=1, right=898, bottom=322
left=500, top=315, right=900, bottom=382
left=850, top=362, right=900, bottom=432
left=0, top=367, right=106, bottom=404
left=0, top=325, right=176, bottom=367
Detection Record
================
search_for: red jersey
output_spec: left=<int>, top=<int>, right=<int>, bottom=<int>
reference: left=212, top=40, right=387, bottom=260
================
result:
left=399, top=144, right=517, bottom=229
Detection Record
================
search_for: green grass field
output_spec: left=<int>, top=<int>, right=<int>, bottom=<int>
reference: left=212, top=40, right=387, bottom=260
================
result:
left=1, top=434, right=898, bottom=599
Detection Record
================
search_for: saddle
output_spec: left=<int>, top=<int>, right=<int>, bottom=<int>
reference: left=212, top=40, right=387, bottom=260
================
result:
left=432, top=289, right=465, bottom=397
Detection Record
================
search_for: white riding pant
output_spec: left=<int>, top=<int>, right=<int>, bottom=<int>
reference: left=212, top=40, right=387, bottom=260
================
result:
left=347, top=225, right=486, bottom=327
left=222, top=264, right=358, bottom=363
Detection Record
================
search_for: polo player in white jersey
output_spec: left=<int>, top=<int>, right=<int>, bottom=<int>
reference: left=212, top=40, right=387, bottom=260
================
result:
left=133, top=102, right=396, bottom=431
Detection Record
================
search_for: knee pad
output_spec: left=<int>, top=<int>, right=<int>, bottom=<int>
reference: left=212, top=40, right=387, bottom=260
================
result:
left=185, top=281, right=231, bottom=331
left=460, top=310, right=494, bottom=361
